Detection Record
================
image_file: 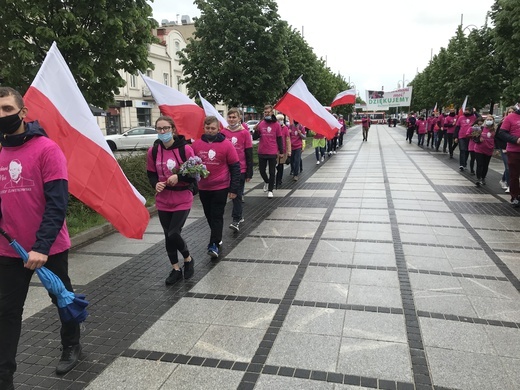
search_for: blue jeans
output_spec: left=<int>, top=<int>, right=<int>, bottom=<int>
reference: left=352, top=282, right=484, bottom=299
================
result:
left=290, top=148, right=302, bottom=176
left=231, top=173, right=246, bottom=222
left=458, top=138, right=469, bottom=167
left=499, top=149, right=509, bottom=185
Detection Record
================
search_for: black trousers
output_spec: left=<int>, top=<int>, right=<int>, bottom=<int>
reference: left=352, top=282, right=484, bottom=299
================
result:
left=436, top=130, right=446, bottom=150
left=476, top=153, right=492, bottom=180
left=258, top=156, right=277, bottom=192
left=0, top=251, right=80, bottom=385
left=158, top=209, right=190, bottom=264
left=199, top=188, right=229, bottom=246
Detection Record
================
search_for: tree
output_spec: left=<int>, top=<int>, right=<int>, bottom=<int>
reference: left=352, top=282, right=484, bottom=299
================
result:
left=490, top=0, right=520, bottom=104
left=0, top=0, right=157, bottom=107
left=179, top=0, right=289, bottom=108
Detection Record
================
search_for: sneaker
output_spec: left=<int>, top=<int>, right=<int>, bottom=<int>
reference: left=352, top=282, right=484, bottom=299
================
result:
left=316, top=160, right=320, bottom=165
left=183, top=257, right=194, bottom=279
left=481, top=179, right=486, bottom=186
left=511, top=199, right=520, bottom=208
left=328, top=151, right=332, bottom=156
left=475, top=180, right=481, bottom=187
left=505, top=187, right=510, bottom=193
left=207, top=243, right=219, bottom=258
left=263, top=182, right=268, bottom=192
left=333, top=151, right=337, bottom=154
left=459, top=166, right=464, bottom=171
left=321, top=156, right=325, bottom=162
left=470, top=170, right=475, bottom=175
left=56, top=344, right=82, bottom=375
left=293, top=176, right=299, bottom=181
left=165, top=268, right=183, bottom=285
left=229, top=220, right=241, bottom=232
left=499, top=180, right=507, bottom=189
left=267, top=191, right=274, bottom=198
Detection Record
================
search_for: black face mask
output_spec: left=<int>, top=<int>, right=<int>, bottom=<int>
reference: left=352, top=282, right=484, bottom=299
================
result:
left=449, top=113, right=456, bottom=117
left=205, top=134, right=218, bottom=142
left=0, top=109, right=23, bottom=135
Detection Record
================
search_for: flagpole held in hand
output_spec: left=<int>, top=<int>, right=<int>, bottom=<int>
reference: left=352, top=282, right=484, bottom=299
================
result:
left=0, top=228, right=88, bottom=323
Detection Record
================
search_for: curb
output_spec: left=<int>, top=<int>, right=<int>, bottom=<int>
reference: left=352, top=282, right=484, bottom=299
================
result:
left=70, top=205, right=157, bottom=250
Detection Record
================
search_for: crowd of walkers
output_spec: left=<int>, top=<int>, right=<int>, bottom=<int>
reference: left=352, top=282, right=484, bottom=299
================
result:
left=404, top=106, right=520, bottom=207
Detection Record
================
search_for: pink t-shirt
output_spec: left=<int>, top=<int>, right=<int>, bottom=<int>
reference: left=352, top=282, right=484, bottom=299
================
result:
left=456, top=114, right=474, bottom=139
left=146, top=144, right=195, bottom=212
left=444, top=115, right=457, bottom=134
left=256, top=120, right=282, bottom=155
left=416, top=120, right=427, bottom=134
left=221, top=127, right=252, bottom=174
left=289, top=124, right=304, bottom=150
left=192, top=138, right=239, bottom=191
left=500, top=112, right=520, bottom=153
left=0, top=136, right=70, bottom=257
left=474, top=128, right=495, bottom=156
left=280, top=125, right=290, bottom=153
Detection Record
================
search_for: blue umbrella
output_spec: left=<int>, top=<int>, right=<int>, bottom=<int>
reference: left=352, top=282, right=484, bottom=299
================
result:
left=0, top=228, right=88, bottom=323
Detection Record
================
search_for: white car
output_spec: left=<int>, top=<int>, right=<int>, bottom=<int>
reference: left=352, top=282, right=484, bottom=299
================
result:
left=104, top=126, right=157, bottom=151
left=245, top=120, right=260, bottom=134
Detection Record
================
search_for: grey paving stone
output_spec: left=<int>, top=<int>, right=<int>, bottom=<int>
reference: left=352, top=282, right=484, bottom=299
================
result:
left=354, top=242, right=395, bottom=255
left=161, top=364, right=243, bottom=390
left=295, top=281, right=349, bottom=304
left=267, top=331, right=341, bottom=372
left=410, top=273, right=463, bottom=292
left=85, top=357, right=176, bottom=390
left=343, top=311, right=407, bottom=343
left=426, top=347, right=516, bottom=390
left=498, top=253, right=520, bottom=280
left=419, top=317, right=495, bottom=354
left=22, top=286, right=51, bottom=320
left=484, top=326, right=520, bottom=358
left=255, top=375, right=334, bottom=390
left=347, top=285, right=402, bottom=308
left=226, top=237, right=311, bottom=261
left=467, top=295, right=520, bottom=322
left=213, top=301, right=277, bottom=329
left=250, top=219, right=321, bottom=238
left=69, top=253, right=132, bottom=285
left=78, top=232, right=163, bottom=255
left=322, top=222, right=358, bottom=240
left=190, top=274, right=245, bottom=296
left=458, top=278, right=520, bottom=300
left=268, top=207, right=327, bottom=221
left=130, top=320, right=208, bottom=354
left=161, top=297, right=227, bottom=323
left=406, top=255, right=454, bottom=273
left=283, top=306, right=346, bottom=336
left=235, top=276, right=293, bottom=298
left=414, top=290, right=478, bottom=317
left=337, top=337, right=412, bottom=382
left=403, top=244, right=447, bottom=259
left=352, top=252, right=396, bottom=267
left=350, top=269, right=399, bottom=288
left=303, top=266, right=351, bottom=284
left=188, top=324, right=265, bottom=361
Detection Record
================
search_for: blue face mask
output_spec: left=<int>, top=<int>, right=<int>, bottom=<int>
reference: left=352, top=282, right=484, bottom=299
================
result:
left=158, top=132, right=173, bottom=143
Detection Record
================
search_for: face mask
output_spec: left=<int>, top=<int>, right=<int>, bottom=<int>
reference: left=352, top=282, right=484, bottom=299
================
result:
left=449, top=113, right=455, bottom=117
left=0, top=109, right=23, bottom=135
left=264, top=115, right=272, bottom=121
left=228, top=123, right=241, bottom=130
left=485, top=120, right=493, bottom=126
left=205, top=134, right=218, bottom=142
left=157, top=132, right=173, bottom=143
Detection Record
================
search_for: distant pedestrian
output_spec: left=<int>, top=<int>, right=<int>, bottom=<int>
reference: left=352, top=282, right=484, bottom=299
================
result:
left=405, top=112, right=416, bottom=143
left=289, top=120, right=306, bottom=180
left=474, top=115, right=495, bottom=187
left=275, top=114, right=291, bottom=187
left=312, top=132, right=326, bottom=164
left=361, top=116, right=370, bottom=141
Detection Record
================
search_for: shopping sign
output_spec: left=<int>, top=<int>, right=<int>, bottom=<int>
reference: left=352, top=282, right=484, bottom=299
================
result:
left=365, top=87, right=413, bottom=110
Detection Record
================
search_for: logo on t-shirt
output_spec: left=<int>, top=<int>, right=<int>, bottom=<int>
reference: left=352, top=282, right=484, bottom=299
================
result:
left=4, top=159, right=35, bottom=190
left=267, top=127, right=272, bottom=133
left=208, top=149, right=216, bottom=161
left=166, top=159, right=176, bottom=172
left=231, top=136, right=238, bottom=145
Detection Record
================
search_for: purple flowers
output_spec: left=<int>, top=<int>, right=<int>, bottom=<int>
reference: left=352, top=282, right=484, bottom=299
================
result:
left=179, top=156, right=210, bottom=181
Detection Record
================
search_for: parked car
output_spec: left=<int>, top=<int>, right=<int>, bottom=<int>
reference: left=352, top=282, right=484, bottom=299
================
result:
left=104, top=126, right=157, bottom=151
left=245, top=120, right=259, bottom=134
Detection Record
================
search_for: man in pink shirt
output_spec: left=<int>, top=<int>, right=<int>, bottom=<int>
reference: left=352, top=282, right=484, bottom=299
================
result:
left=0, top=87, right=82, bottom=388
left=497, top=104, right=520, bottom=207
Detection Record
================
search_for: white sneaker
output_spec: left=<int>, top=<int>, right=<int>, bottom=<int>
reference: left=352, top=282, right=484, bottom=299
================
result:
left=267, top=191, right=274, bottom=198
left=321, top=156, right=325, bottom=162
left=263, top=182, right=268, bottom=192
left=316, top=160, right=320, bottom=165
left=499, top=180, right=507, bottom=189
left=333, top=151, right=337, bottom=154
left=505, top=187, right=510, bottom=193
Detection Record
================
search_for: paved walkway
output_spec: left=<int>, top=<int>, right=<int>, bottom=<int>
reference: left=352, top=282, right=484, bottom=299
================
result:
left=14, top=124, right=520, bottom=390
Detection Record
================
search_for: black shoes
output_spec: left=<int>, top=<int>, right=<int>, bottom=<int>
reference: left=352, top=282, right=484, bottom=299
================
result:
left=0, top=378, right=14, bottom=390
left=56, top=344, right=82, bottom=375
left=184, top=257, right=194, bottom=279
left=165, top=269, right=183, bottom=285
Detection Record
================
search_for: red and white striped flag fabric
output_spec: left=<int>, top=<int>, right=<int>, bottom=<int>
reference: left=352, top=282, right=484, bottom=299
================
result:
left=198, top=92, right=228, bottom=128
left=141, top=74, right=205, bottom=140
left=330, top=89, right=356, bottom=107
left=433, top=102, right=438, bottom=113
left=274, top=77, right=341, bottom=139
left=458, top=95, right=468, bottom=116
left=24, top=42, right=149, bottom=239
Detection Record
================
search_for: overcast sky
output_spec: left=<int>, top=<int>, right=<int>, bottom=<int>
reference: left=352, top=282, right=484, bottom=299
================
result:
left=151, top=0, right=495, bottom=101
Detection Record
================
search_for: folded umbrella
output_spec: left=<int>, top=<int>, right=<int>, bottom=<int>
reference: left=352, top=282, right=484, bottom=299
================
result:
left=0, top=228, right=88, bottom=323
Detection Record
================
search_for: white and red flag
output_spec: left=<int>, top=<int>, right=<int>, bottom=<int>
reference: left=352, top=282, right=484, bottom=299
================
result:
left=458, top=95, right=468, bottom=116
left=24, top=42, right=149, bottom=239
left=140, top=74, right=205, bottom=140
left=433, top=102, right=438, bottom=113
left=198, top=92, right=228, bottom=128
left=330, top=89, right=356, bottom=107
left=274, top=77, right=341, bottom=139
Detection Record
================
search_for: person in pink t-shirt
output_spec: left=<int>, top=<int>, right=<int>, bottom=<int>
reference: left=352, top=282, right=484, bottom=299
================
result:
left=147, top=115, right=195, bottom=285
left=192, top=116, right=241, bottom=257
left=275, top=114, right=291, bottom=187
left=253, top=105, right=283, bottom=198
left=473, top=115, right=495, bottom=187
left=221, top=108, right=253, bottom=233
left=468, top=117, right=484, bottom=175
left=0, top=87, right=81, bottom=386
left=497, top=104, right=520, bottom=207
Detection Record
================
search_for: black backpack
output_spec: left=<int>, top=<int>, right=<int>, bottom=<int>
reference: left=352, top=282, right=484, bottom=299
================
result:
left=151, top=140, right=198, bottom=195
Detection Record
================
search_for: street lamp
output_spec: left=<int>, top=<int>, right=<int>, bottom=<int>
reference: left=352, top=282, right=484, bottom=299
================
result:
left=462, top=24, right=477, bottom=34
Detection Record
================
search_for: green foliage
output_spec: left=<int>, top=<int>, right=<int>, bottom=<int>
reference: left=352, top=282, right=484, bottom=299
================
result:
left=0, top=0, right=158, bottom=107
left=180, top=0, right=289, bottom=107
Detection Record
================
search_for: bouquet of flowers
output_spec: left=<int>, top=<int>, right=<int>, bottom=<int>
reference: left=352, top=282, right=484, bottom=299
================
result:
left=179, top=156, right=209, bottom=181
left=470, top=126, right=482, bottom=144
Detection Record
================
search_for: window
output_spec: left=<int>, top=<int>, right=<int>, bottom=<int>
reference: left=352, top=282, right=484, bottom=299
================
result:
left=136, top=108, right=151, bottom=126
left=146, top=70, right=152, bottom=77
left=129, top=74, right=137, bottom=88
left=174, top=41, right=180, bottom=58
left=163, top=73, right=169, bottom=86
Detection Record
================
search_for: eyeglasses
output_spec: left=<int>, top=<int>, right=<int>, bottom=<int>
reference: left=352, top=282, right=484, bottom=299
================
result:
left=156, top=126, right=172, bottom=133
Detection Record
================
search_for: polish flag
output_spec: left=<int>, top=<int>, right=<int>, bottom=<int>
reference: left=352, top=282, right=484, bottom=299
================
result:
left=198, top=92, right=228, bottom=128
left=330, top=89, right=356, bottom=107
left=458, top=95, right=468, bottom=116
left=24, top=42, right=149, bottom=239
left=433, top=102, right=438, bottom=113
left=274, top=77, right=341, bottom=139
left=141, top=74, right=205, bottom=140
